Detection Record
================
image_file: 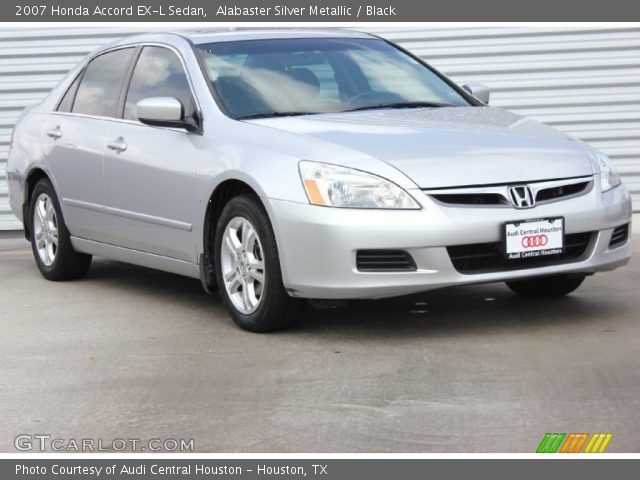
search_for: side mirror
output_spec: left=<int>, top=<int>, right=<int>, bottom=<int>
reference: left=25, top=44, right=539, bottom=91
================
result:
left=137, top=97, right=200, bottom=132
left=462, top=83, right=491, bottom=104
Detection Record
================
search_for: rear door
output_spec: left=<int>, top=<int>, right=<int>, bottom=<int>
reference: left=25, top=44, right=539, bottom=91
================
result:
left=43, top=47, right=135, bottom=241
left=102, top=45, right=204, bottom=262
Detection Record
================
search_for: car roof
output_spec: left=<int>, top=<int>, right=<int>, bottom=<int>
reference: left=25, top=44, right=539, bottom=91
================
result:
left=185, top=29, right=374, bottom=44
left=107, top=29, right=374, bottom=50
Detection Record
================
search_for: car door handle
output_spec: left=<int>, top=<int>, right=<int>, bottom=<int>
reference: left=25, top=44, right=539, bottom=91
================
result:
left=107, top=137, right=127, bottom=153
left=46, top=126, right=62, bottom=139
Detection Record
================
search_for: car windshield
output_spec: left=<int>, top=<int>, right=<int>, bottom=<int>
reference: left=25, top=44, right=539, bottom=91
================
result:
left=196, top=37, right=471, bottom=119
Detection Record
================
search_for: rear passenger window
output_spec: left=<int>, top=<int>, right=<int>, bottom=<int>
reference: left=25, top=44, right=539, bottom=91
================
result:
left=57, top=73, right=81, bottom=112
left=124, top=46, right=194, bottom=121
left=72, top=48, right=134, bottom=117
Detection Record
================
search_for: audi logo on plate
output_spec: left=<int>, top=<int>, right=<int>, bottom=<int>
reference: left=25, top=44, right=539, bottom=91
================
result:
left=521, top=234, right=548, bottom=248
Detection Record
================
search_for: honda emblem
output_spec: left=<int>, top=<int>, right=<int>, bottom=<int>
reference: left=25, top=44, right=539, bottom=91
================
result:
left=508, top=185, right=535, bottom=209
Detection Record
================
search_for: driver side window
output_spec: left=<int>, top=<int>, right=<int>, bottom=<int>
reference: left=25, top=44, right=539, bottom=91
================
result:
left=123, top=46, right=195, bottom=121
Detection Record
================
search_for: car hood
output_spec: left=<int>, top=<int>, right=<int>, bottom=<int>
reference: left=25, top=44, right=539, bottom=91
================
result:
left=248, top=107, right=594, bottom=189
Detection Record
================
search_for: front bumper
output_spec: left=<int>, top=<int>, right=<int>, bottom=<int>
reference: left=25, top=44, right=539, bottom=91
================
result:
left=268, top=184, right=632, bottom=299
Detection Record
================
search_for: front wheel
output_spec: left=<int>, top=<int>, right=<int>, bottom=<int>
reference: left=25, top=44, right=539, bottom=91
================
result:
left=214, top=194, right=303, bottom=332
left=506, top=274, right=586, bottom=298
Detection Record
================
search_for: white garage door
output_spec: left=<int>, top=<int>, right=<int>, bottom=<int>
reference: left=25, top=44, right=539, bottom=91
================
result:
left=1, top=26, right=639, bottom=229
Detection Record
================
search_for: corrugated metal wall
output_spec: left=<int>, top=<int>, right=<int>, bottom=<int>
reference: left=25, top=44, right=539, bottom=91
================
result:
left=366, top=27, right=640, bottom=208
left=0, top=27, right=198, bottom=229
left=1, top=26, right=639, bottom=229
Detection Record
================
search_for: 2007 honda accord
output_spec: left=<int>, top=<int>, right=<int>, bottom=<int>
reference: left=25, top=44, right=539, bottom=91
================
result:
left=7, top=30, right=632, bottom=331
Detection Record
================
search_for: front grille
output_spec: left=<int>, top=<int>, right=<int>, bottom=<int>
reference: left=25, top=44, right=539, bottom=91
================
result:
left=535, top=181, right=590, bottom=203
left=427, top=179, right=591, bottom=207
left=609, top=224, right=629, bottom=248
left=431, top=193, right=505, bottom=206
left=356, top=250, right=417, bottom=272
left=447, top=232, right=594, bottom=274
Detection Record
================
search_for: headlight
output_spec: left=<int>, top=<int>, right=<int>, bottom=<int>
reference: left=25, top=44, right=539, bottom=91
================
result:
left=590, top=149, right=621, bottom=192
left=299, top=161, right=420, bottom=209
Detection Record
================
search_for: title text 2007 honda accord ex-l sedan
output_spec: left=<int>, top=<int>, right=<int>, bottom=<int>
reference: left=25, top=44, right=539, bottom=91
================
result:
left=7, top=30, right=632, bottom=332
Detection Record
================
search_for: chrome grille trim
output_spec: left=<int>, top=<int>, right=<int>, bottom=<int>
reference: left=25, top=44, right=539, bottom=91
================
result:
left=425, top=176, right=593, bottom=208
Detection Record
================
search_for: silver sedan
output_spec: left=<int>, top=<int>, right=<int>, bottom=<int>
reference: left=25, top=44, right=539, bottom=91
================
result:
left=7, top=30, right=632, bottom=331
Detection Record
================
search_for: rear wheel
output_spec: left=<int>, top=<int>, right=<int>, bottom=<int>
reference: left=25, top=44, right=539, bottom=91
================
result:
left=214, top=194, right=303, bottom=332
left=29, top=179, right=92, bottom=280
left=506, top=274, right=586, bottom=298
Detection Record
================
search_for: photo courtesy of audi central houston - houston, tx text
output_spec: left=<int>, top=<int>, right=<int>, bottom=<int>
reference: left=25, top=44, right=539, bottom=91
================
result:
left=1, top=10, right=639, bottom=470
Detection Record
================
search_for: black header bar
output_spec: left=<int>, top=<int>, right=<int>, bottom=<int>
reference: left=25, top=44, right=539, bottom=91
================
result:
left=4, top=0, right=640, bottom=22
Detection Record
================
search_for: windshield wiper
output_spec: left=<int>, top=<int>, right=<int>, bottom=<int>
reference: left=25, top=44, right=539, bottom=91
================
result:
left=340, top=101, right=453, bottom=113
left=237, top=102, right=453, bottom=119
left=237, top=111, right=317, bottom=120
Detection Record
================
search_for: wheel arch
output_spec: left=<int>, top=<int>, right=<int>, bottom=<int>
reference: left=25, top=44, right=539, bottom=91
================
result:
left=200, top=178, right=278, bottom=292
left=22, top=167, right=53, bottom=240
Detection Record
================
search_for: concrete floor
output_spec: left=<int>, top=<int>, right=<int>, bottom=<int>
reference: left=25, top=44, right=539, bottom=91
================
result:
left=0, top=235, right=639, bottom=452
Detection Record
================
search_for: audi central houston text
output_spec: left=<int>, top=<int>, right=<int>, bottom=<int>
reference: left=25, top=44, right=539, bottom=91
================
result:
left=15, top=464, right=250, bottom=476
left=7, top=30, right=632, bottom=331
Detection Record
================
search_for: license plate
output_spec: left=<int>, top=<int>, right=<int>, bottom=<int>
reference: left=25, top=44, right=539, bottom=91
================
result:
left=504, top=218, right=564, bottom=260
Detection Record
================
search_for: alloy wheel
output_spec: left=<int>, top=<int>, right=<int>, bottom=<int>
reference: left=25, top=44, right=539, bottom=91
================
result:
left=220, top=216, right=266, bottom=314
left=33, top=193, right=58, bottom=267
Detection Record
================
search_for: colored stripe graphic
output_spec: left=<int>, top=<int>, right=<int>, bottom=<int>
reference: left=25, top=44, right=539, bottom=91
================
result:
left=537, top=433, right=613, bottom=453
left=560, top=433, right=588, bottom=453
left=584, top=433, right=613, bottom=453
left=573, top=433, right=589, bottom=453
left=560, top=433, right=576, bottom=453
left=536, top=433, right=566, bottom=453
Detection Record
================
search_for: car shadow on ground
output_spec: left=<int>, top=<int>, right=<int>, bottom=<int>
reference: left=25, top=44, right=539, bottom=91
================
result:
left=80, top=257, right=621, bottom=339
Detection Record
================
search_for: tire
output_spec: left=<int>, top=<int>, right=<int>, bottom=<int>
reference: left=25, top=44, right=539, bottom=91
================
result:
left=506, top=274, right=586, bottom=298
left=29, top=178, right=92, bottom=281
left=214, top=194, right=303, bottom=332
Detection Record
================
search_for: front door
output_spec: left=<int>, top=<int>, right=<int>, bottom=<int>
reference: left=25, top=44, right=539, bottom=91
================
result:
left=102, top=46, right=203, bottom=263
